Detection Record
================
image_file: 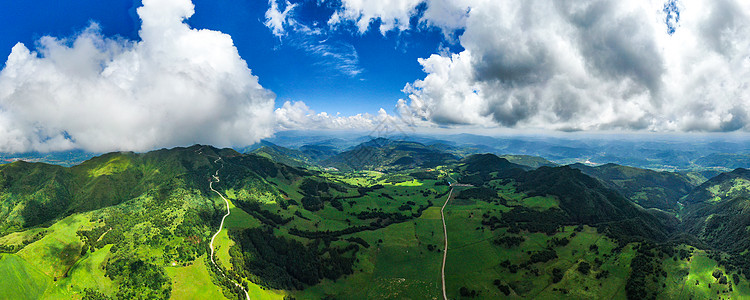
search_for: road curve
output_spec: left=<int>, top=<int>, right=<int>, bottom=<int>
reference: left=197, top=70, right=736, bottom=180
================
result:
left=441, top=187, right=454, bottom=300
left=207, top=157, right=250, bottom=300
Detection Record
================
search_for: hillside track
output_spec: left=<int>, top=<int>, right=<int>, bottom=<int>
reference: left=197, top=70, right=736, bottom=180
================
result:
left=198, top=147, right=250, bottom=300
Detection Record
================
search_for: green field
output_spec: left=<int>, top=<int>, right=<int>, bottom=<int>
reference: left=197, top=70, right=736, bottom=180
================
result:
left=521, top=196, right=559, bottom=210
left=662, top=250, right=750, bottom=299
left=17, top=214, right=95, bottom=278
left=166, top=256, right=228, bottom=300
left=0, top=254, right=51, bottom=300
left=213, top=230, right=234, bottom=270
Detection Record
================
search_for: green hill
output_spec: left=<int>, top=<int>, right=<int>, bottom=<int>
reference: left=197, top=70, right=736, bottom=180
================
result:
left=462, top=153, right=529, bottom=173
left=0, top=145, right=393, bottom=299
left=683, top=168, right=750, bottom=204
left=451, top=154, right=739, bottom=299
left=499, top=154, right=557, bottom=168
left=682, top=169, right=750, bottom=251
left=0, top=145, right=242, bottom=298
left=250, top=141, right=314, bottom=169
left=0, top=145, right=232, bottom=233
left=457, top=155, right=676, bottom=241
left=321, top=138, right=459, bottom=171
left=515, top=166, right=666, bottom=227
left=695, top=153, right=750, bottom=170
left=298, top=144, right=339, bottom=162
left=570, top=163, right=697, bottom=212
left=680, top=169, right=750, bottom=280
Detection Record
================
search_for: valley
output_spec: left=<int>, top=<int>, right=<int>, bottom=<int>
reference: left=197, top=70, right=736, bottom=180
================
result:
left=0, top=139, right=749, bottom=299
left=206, top=154, right=250, bottom=300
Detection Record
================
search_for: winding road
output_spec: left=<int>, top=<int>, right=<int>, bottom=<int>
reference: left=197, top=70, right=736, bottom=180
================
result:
left=206, top=156, right=250, bottom=300
left=440, top=186, right=454, bottom=300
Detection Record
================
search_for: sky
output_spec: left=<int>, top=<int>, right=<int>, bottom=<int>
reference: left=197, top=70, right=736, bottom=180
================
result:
left=0, top=0, right=748, bottom=152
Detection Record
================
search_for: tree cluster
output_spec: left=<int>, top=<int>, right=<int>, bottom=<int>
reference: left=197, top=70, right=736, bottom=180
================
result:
left=228, top=227, right=357, bottom=290
left=104, top=257, right=171, bottom=299
left=493, top=236, right=525, bottom=248
left=625, top=243, right=668, bottom=300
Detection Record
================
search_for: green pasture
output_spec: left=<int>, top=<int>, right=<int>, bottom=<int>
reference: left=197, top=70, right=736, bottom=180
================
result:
left=166, top=255, right=227, bottom=300
left=17, top=214, right=95, bottom=278
left=42, top=244, right=116, bottom=299
left=0, top=254, right=50, bottom=300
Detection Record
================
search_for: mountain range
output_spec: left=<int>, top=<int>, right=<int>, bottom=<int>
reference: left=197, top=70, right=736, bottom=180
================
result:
left=1, top=136, right=750, bottom=299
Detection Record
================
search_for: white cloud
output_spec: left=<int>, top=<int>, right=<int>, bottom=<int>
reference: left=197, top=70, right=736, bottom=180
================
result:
left=419, top=0, right=470, bottom=35
left=263, top=1, right=363, bottom=77
left=306, top=41, right=362, bottom=77
left=331, top=0, right=750, bottom=132
left=330, top=0, right=424, bottom=34
left=265, top=0, right=298, bottom=37
left=0, top=0, right=275, bottom=153
left=275, top=101, right=392, bottom=130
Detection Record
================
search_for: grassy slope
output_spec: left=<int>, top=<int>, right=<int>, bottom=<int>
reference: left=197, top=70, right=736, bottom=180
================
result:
left=165, top=256, right=228, bottom=300
left=42, top=244, right=116, bottom=299
left=660, top=249, right=750, bottom=299
left=500, top=154, right=557, bottom=169
left=0, top=254, right=51, bottom=300
left=214, top=196, right=261, bottom=271
left=682, top=168, right=750, bottom=253
left=17, top=214, right=94, bottom=278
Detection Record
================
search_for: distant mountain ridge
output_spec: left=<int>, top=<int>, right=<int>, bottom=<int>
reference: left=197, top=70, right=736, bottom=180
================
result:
left=321, top=138, right=460, bottom=171
left=0, top=150, right=96, bottom=167
left=5, top=131, right=750, bottom=172
left=695, top=153, right=750, bottom=170
left=250, top=141, right=314, bottom=169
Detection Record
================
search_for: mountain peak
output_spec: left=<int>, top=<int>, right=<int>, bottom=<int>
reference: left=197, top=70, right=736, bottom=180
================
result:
left=462, top=153, right=527, bottom=173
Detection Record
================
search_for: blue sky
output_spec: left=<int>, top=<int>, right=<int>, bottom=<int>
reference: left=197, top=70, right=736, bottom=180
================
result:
left=0, top=0, right=748, bottom=152
left=0, top=0, right=454, bottom=116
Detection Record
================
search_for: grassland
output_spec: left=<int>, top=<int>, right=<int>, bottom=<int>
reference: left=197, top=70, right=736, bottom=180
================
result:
left=3, top=148, right=750, bottom=299
left=213, top=230, right=234, bottom=271
left=165, top=256, right=228, bottom=300
left=41, top=244, right=116, bottom=299
left=0, top=254, right=50, bottom=300
left=244, top=280, right=287, bottom=300
left=17, top=214, right=95, bottom=278
left=659, top=249, right=750, bottom=299
left=521, top=196, right=559, bottom=211
left=88, top=155, right=131, bottom=177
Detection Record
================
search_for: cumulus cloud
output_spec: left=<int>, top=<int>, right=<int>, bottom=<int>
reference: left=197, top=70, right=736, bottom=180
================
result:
left=0, top=0, right=275, bottom=153
left=333, top=0, right=750, bottom=132
left=275, top=101, right=394, bottom=130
